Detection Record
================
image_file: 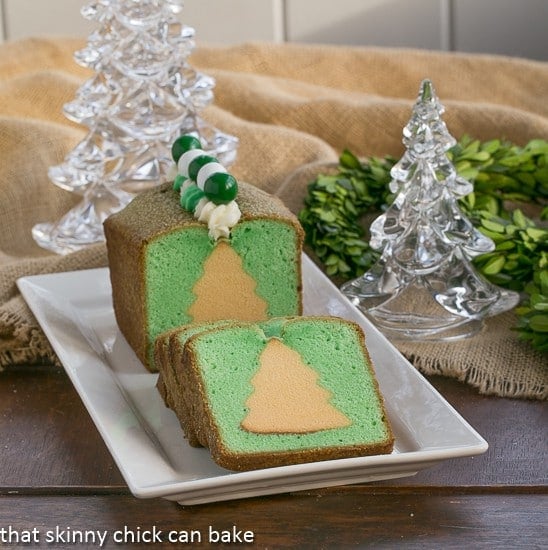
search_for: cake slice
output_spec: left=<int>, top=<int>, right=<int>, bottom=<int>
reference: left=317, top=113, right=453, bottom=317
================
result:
left=155, top=320, right=235, bottom=447
left=156, top=316, right=394, bottom=471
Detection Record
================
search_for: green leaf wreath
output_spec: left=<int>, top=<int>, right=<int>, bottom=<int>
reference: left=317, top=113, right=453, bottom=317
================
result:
left=299, top=137, right=548, bottom=352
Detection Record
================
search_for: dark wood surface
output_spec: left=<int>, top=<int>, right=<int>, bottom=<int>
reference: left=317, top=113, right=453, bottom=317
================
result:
left=1, top=364, right=546, bottom=548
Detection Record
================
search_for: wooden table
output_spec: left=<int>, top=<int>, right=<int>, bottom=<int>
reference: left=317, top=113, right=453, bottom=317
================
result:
left=1, top=364, right=546, bottom=548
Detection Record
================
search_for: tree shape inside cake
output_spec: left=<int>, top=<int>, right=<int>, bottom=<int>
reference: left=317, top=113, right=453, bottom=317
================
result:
left=188, top=242, right=268, bottom=322
left=241, top=338, right=351, bottom=434
left=341, top=79, right=519, bottom=341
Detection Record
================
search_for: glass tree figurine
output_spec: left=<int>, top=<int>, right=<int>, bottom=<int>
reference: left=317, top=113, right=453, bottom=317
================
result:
left=341, top=79, right=519, bottom=341
left=32, top=0, right=238, bottom=254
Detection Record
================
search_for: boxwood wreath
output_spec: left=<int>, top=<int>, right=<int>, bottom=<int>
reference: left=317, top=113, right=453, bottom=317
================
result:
left=299, top=136, right=548, bottom=352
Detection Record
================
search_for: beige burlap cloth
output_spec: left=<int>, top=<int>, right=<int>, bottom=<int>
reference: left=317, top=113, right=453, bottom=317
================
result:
left=0, top=37, right=546, bottom=399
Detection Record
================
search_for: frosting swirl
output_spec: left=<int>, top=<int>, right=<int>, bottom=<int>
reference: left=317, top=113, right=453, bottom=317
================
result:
left=178, top=179, right=241, bottom=239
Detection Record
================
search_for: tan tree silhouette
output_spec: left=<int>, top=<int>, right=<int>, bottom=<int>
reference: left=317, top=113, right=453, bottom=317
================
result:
left=241, top=338, right=351, bottom=434
left=189, top=241, right=268, bottom=322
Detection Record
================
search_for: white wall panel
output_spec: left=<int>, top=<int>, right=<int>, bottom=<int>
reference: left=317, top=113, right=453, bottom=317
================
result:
left=0, top=0, right=545, bottom=60
left=0, top=2, right=5, bottom=42
left=452, top=0, right=548, bottom=61
left=2, top=0, right=94, bottom=40
left=1, top=0, right=280, bottom=45
left=285, top=0, right=443, bottom=50
left=183, top=0, right=281, bottom=44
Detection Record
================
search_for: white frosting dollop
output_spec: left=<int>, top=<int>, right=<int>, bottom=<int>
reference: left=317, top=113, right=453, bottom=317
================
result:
left=179, top=181, right=241, bottom=240
left=206, top=201, right=242, bottom=240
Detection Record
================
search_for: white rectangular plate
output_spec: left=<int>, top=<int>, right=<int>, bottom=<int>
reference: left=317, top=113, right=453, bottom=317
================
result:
left=17, top=255, right=487, bottom=505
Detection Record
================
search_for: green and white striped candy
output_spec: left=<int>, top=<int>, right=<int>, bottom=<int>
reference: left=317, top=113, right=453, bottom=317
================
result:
left=172, top=134, right=238, bottom=206
left=171, top=135, right=201, bottom=163
left=203, top=172, right=238, bottom=204
left=177, top=149, right=207, bottom=178
left=180, top=183, right=205, bottom=212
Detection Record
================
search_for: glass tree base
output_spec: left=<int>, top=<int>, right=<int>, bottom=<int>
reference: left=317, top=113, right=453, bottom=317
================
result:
left=341, top=275, right=520, bottom=343
left=32, top=185, right=133, bottom=255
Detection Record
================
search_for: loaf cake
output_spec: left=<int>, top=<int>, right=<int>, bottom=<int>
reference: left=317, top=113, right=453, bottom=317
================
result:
left=104, top=135, right=304, bottom=371
left=155, top=316, right=394, bottom=471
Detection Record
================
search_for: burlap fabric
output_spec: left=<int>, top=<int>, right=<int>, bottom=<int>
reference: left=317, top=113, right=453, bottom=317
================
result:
left=0, top=37, right=546, bottom=399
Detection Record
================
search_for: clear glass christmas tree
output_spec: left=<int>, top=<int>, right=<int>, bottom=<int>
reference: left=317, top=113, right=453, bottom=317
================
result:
left=33, top=0, right=238, bottom=254
left=342, top=79, right=519, bottom=341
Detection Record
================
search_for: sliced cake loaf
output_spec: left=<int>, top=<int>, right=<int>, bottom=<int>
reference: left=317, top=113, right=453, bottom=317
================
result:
left=104, top=136, right=304, bottom=371
left=156, top=316, right=394, bottom=471
left=155, top=320, right=235, bottom=447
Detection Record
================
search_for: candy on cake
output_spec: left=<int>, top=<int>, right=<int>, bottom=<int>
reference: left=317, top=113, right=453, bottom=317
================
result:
left=155, top=316, right=394, bottom=471
left=104, top=135, right=304, bottom=371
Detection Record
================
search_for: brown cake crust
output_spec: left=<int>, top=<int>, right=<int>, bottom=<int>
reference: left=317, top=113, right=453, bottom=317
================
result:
left=155, top=327, right=201, bottom=447
left=155, top=321, right=237, bottom=448
left=104, top=181, right=304, bottom=371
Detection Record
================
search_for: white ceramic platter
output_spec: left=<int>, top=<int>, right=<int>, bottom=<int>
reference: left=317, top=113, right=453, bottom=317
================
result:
left=17, top=255, right=487, bottom=505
